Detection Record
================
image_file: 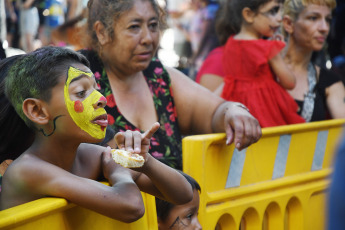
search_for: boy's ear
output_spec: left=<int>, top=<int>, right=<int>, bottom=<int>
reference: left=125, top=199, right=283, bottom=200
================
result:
left=22, top=98, right=50, bottom=125
left=282, top=15, right=294, bottom=35
left=242, top=7, right=256, bottom=24
left=94, top=20, right=110, bottom=46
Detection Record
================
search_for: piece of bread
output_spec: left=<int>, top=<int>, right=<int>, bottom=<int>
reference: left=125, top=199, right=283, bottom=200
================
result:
left=111, top=149, right=145, bottom=168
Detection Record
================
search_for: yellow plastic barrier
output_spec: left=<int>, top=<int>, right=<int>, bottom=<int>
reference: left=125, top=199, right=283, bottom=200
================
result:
left=0, top=189, right=158, bottom=230
left=183, top=119, right=345, bottom=230
left=1, top=119, right=344, bottom=229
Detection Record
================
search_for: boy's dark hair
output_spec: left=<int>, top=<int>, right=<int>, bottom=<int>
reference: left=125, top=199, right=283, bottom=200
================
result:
left=0, top=55, right=35, bottom=162
left=4, top=46, right=90, bottom=129
left=155, top=171, right=201, bottom=221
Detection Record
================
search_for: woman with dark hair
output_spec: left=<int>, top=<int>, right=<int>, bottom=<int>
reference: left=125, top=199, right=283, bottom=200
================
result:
left=195, top=0, right=235, bottom=92
left=0, top=55, right=34, bottom=161
left=0, top=55, right=34, bottom=192
left=80, top=0, right=262, bottom=170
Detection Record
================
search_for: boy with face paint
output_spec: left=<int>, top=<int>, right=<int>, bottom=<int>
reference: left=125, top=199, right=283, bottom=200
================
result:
left=0, top=46, right=193, bottom=222
left=64, top=66, right=108, bottom=139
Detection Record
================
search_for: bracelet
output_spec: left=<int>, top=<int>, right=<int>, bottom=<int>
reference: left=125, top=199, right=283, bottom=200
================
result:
left=233, top=103, right=250, bottom=112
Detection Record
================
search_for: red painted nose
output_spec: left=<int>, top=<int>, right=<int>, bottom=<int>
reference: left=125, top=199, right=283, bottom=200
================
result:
left=99, top=96, right=107, bottom=102
left=93, top=96, right=107, bottom=109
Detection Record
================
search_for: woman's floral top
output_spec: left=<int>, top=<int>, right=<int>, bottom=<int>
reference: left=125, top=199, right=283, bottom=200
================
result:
left=80, top=50, right=183, bottom=169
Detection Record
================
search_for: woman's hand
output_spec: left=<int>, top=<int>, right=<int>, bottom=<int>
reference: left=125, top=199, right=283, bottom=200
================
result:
left=213, top=102, right=262, bottom=150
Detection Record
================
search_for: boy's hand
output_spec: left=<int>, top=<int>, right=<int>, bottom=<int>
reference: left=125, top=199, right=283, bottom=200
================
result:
left=114, top=122, right=160, bottom=161
left=101, top=146, right=133, bottom=184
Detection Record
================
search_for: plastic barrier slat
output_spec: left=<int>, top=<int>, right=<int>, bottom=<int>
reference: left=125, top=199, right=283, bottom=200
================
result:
left=183, top=119, right=345, bottom=229
left=0, top=189, right=158, bottom=230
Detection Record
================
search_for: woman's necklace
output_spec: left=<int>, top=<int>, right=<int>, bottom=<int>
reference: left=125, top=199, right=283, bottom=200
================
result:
left=301, top=62, right=317, bottom=122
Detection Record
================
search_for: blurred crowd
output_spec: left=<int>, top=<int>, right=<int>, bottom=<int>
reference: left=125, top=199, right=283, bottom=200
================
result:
left=1, top=0, right=345, bottom=82
left=163, top=0, right=345, bottom=82
left=0, top=0, right=86, bottom=56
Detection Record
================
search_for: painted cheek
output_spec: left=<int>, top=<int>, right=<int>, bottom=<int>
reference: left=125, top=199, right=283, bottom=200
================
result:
left=74, top=100, right=84, bottom=113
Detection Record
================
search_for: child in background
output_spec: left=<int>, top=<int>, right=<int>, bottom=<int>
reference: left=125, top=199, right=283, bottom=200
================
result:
left=0, top=46, right=193, bottom=222
left=218, top=0, right=305, bottom=127
left=156, top=171, right=202, bottom=230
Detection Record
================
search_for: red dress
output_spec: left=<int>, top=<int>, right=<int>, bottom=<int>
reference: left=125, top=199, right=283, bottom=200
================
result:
left=221, top=36, right=305, bottom=127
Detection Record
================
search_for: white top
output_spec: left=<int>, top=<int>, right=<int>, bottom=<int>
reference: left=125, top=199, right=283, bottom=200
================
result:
left=0, top=0, right=6, bottom=41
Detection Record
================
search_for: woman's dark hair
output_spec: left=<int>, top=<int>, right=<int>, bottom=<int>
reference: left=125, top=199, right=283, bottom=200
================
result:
left=85, top=0, right=167, bottom=54
left=97, top=126, right=116, bottom=146
left=155, top=171, right=201, bottom=221
left=216, top=0, right=284, bottom=45
left=193, top=1, right=220, bottom=61
left=5, top=46, right=90, bottom=129
left=0, top=55, right=34, bottom=162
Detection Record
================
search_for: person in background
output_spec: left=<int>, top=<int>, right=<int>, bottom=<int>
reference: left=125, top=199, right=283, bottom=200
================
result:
left=39, top=0, right=82, bottom=46
left=188, top=0, right=219, bottom=79
left=194, top=46, right=224, bottom=92
left=5, top=0, right=19, bottom=49
left=165, top=0, right=193, bottom=73
left=195, top=0, right=235, bottom=92
left=282, top=0, right=345, bottom=122
left=327, top=0, right=345, bottom=62
left=80, top=0, right=262, bottom=170
left=328, top=132, right=345, bottom=230
left=50, top=8, right=87, bottom=49
left=0, top=55, right=35, bottom=192
left=156, top=171, right=202, bottom=230
left=17, top=0, right=39, bottom=52
left=0, top=46, right=193, bottom=221
left=0, top=0, right=7, bottom=60
left=216, top=0, right=305, bottom=128
left=331, top=36, right=345, bottom=86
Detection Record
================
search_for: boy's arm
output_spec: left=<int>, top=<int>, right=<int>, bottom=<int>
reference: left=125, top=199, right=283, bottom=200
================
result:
left=6, top=148, right=145, bottom=222
left=134, top=155, right=193, bottom=205
left=114, top=123, right=193, bottom=205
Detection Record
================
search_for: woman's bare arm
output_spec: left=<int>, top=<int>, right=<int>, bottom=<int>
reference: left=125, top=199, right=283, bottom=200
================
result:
left=326, top=81, right=345, bottom=119
left=167, top=66, right=261, bottom=150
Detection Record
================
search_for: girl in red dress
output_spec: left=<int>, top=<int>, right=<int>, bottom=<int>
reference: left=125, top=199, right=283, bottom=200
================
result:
left=218, top=0, right=305, bottom=127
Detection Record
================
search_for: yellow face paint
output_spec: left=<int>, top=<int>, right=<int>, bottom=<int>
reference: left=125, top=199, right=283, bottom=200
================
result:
left=64, top=66, right=107, bottom=140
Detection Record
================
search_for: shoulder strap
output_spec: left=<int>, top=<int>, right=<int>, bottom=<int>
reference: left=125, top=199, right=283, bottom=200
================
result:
left=301, top=63, right=317, bottom=122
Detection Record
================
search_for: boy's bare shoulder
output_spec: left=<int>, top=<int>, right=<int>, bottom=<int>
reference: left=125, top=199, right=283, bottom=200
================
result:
left=4, top=153, right=58, bottom=189
left=76, top=143, right=106, bottom=162
left=77, top=143, right=106, bottom=154
left=74, top=143, right=107, bottom=179
left=1, top=153, right=62, bottom=209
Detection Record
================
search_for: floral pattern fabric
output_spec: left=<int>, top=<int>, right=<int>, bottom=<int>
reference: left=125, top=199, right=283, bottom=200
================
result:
left=79, top=50, right=183, bottom=169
